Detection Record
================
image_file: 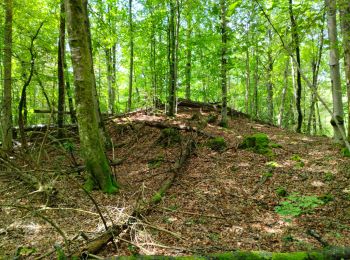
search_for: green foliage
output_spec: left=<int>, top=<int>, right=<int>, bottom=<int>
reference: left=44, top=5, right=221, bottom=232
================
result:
left=275, top=193, right=324, bottom=217
left=15, top=247, right=36, bottom=258
left=318, top=194, right=334, bottom=204
left=275, top=187, right=288, bottom=197
left=262, top=172, right=273, bottom=179
left=341, top=148, right=350, bottom=157
left=323, top=172, right=335, bottom=182
left=148, top=155, right=164, bottom=169
left=152, top=192, right=163, bottom=204
left=63, top=140, right=75, bottom=152
left=291, top=154, right=305, bottom=168
left=239, top=133, right=274, bottom=156
left=157, top=128, right=181, bottom=147
left=207, top=137, right=227, bottom=151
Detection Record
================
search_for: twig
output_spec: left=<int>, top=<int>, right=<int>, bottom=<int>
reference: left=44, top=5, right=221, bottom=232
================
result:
left=307, top=229, right=330, bottom=247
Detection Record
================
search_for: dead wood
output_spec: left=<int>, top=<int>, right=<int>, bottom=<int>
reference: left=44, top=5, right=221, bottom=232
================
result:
left=71, top=135, right=195, bottom=257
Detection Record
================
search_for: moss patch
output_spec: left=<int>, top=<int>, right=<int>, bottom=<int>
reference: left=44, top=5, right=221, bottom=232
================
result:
left=341, top=147, right=350, bottom=157
left=156, top=128, right=181, bottom=147
left=207, top=137, right=227, bottom=151
left=239, top=133, right=274, bottom=156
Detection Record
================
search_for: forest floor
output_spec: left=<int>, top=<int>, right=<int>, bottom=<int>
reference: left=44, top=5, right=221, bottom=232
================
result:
left=0, top=106, right=350, bottom=259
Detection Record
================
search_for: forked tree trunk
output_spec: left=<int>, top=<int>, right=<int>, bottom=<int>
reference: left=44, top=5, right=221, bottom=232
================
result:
left=326, top=0, right=346, bottom=143
left=65, top=0, right=119, bottom=193
left=1, top=0, right=13, bottom=151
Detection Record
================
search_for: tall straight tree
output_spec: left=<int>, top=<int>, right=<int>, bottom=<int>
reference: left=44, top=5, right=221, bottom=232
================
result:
left=167, top=0, right=176, bottom=116
left=65, top=0, right=119, bottom=193
left=128, top=0, right=134, bottom=112
left=289, top=0, right=303, bottom=133
left=326, top=0, right=346, bottom=143
left=220, top=0, right=228, bottom=127
left=339, top=0, right=350, bottom=141
left=57, top=0, right=66, bottom=138
left=1, top=0, right=13, bottom=151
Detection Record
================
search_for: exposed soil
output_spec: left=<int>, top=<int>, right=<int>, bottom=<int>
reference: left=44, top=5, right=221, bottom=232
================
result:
left=0, top=107, right=349, bottom=258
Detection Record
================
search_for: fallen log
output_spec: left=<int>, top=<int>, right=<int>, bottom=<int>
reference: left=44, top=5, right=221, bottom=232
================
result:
left=71, top=135, right=195, bottom=257
left=78, top=247, right=350, bottom=259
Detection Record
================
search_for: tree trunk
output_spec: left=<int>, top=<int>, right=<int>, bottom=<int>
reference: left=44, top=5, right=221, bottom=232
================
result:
left=339, top=0, right=350, bottom=141
left=326, top=0, right=346, bottom=143
left=278, top=59, right=289, bottom=127
left=185, top=13, right=192, bottom=100
left=289, top=0, right=303, bottom=133
left=105, top=48, right=115, bottom=115
left=1, top=0, right=13, bottom=151
left=65, top=0, right=119, bottom=193
left=57, top=0, right=66, bottom=138
left=220, top=0, right=228, bottom=127
left=267, top=29, right=274, bottom=124
left=167, top=0, right=176, bottom=116
left=128, top=0, right=134, bottom=112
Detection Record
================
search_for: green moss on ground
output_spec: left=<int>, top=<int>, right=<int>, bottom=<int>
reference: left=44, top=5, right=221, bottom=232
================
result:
left=157, top=128, right=181, bottom=147
left=239, top=133, right=274, bottom=156
left=207, top=137, right=227, bottom=151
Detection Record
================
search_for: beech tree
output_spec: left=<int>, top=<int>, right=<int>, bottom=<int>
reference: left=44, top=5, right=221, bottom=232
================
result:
left=65, top=0, right=119, bottom=193
left=326, top=0, right=346, bottom=143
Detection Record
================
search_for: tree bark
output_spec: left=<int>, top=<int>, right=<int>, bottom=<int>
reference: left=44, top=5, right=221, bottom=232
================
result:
left=167, top=0, right=176, bottom=116
left=326, top=0, right=346, bottom=143
left=57, top=0, right=66, bottom=138
left=267, top=29, right=274, bottom=124
left=65, top=0, right=119, bottom=193
left=289, top=0, right=303, bottom=133
left=220, top=0, right=228, bottom=127
left=128, top=0, right=134, bottom=112
left=1, top=0, right=13, bottom=151
left=185, top=12, right=192, bottom=100
left=339, top=0, right=350, bottom=141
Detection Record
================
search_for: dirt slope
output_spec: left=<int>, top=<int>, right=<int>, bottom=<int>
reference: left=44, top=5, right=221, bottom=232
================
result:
left=0, top=107, right=349, bottom=258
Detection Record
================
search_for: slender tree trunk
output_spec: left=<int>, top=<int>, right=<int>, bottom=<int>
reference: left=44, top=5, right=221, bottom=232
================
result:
left=267, top=29, right=274, bottom=124
left=57, top=0, right=66, bottom=138
left=185, top=13, right=192, bottom=100
left=128, top=0, right=134, bottom=112
left=65, top=0, right=119, bottom=193
left=326, top=0, right=346, bottom=143
left=167, top=0, right=176, bottom=116
left=289, top=0, right=303, bottom=133
left=220, top=0, right=228, bottom=127
left=254, top=55, right=259, bottom=118
left=278, top=59, right=289, bottom=127
left=339, top=0, right=350, bottom=141
left=1, top=0, right=13, bottom=151
left=106, top=48, right=115, bottom=115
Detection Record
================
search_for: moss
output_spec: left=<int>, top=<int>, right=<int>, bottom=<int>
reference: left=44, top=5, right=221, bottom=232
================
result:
left=152, top=192, right=163, bottom=203
left=83, top=175, right=96, bottom=192
left=319, top=193, right=334, bottom=204
left=157, top=128, right=181, bottom=147
left=239, top=133, right=274, bottom=156
left=341, top=147, right=350, bottom=157
left=207, top=137, right=227, bottom=151
left=270, top=142, right=282, bottom=148
left=323, top=172, right=335, bottom=182
left=276, top=187, right=288, bottom=197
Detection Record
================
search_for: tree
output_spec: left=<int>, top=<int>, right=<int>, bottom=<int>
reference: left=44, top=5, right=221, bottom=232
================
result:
left=57, top=0, right=66, bottom=138
left=289, top=0, right=303, bottom=133
left=339, top=0, right=350, bottom=141
left=1, top=0, right=13, bottom=151
left=128, top=0, right=134, bottom=112
left=167, top=0, right=176, bottom=116
left=220, top=0, right=228, bottom=127
left=326, top=0, right=346, bottom=143
left=65, top=0, right=119, bottom=193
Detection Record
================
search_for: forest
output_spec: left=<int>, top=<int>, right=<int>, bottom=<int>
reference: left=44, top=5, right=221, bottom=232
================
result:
left=0, top=0, right=350, bottom=259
